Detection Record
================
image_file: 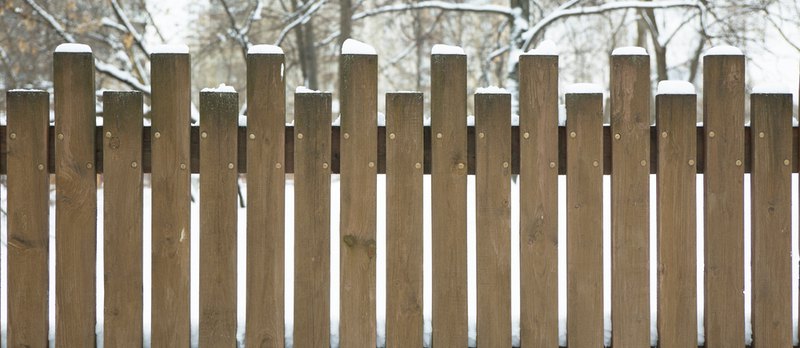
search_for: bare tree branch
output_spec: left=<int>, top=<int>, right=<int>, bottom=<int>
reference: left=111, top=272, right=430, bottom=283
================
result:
left=352, top=1, right=515, bottom=20
left=110, top=0, right=151, bottom=56
left=275, top=0, right=328, bottom=46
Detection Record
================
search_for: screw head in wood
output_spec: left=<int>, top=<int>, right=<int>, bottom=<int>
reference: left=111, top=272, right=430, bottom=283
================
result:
left=37, top=163, right=44, bottom=171
left=614, top=133, right=621, bottom=140
left=784, top=159, right=790, bottom=166
left=201, top=131, right=208, bottom=139
left=436, top=132, right=443, bottom=139
left=759, top=132, right=765, bottom=138
left=570, top=131, right=577, bottom=138
left=322, top=162, right=329, bottom=169
left=735, top=159, right=742, bottom=167
left=549, top=161, right=556, bottom=168
left=228, top=162, right=235, bottom=169
left=131, top=161, right=138, bottom=168
left=180, top=163, right=187, bottom=170
left=688, top=159, right=695, bottom=166
left=9, top=132, right=16, bottom=140
left=640, top=160, right=647, bottom=167
left=154, top=131, right=161, bottom=139
left=249, top=133, right=256, bottom=140
left=592, top=160, right=599, bottom=167
left=503, top=161, right=509, bottom=168
left=523, top=132, right=530, bottom=139
left=479, top=132, right=485, bottom=139
left=457, top=163, right=465, bottom=169
left=368, top=161, right=375, bottom=168
left=105, top=131, right=112, bottom=138
left=297, top=133, right=304, bottom=139
left=389, top=133, right=396, bottom=139
left=275, top=163, right=282, bottom=169
left=343, top=132, right=350, bottom=139
left=708, top=131, right=715, bottom=138
left=86, top=162, right=93, bottom=169
left=661, top=131, right=668, bottom=138
left=415, top=162, right=422, bottom=169
left=57, top=133, right=64, bottom=140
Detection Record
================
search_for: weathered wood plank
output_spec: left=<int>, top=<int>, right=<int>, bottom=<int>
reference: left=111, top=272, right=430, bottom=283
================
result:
left=566, top=91, right=604, bottom=348
left=54, top=49, right=97, bottom=347
left=475, top=92, right=512, bottom=347
left=339, top=52, right=378, bottom=347
left=199, top=91, right=239, bottom=346
left=385, top=92, right=424, bottom=347
left=7, top=90, right=50, bottom=347
left=293, top=92, right=332, bottom=348
left=750, top=92, right=793, bottom=348
left=103, top=91, right=144, bottom=347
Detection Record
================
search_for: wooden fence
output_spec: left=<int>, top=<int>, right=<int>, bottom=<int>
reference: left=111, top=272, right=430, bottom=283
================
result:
left=2, top=45, right=797, bottom=348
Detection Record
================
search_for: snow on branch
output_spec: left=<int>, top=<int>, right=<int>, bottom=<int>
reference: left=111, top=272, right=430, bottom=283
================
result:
left=274, top=0, right=328, bottom=46
left=110, top=0, right=151, bottom=56
left=352, top=1, right=515, bottom=21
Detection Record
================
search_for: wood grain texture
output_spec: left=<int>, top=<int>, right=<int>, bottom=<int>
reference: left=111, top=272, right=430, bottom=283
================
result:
left=293, top=92, right=331, bottom=348
left=565, top=92, right=604, bottom=348
left=610, top=54, right=650, bottom=347
left=430, top=52, right=468, bottom=347
left=245, top=51, right=286, bottom=348
left=6, top=90, right=49, bottom=347
left=102, top=91, right=144, bottom=347
left=656, top=94, right=697, bottom=348
left=475, top=93, right=511, bottom=347
left=750, top=93, right=792, bottom=348
left=199, top=92, right=239, bottom=347
left=518, top=54, right=559, bottom=347
left=150, top=51, right=192, bottom=347
left=703, top=54, right=745, bottom=348
left=385, top=92, right=424, bottom=347
left=54, top=50, right=97, bottom=347
left=339, top=53, right=378, bottom=347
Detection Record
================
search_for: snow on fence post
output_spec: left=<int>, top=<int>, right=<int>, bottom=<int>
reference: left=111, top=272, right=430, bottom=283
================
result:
left=338, top=39, right=378, bottom=347
left=475, top=89, right=512, bottom=347
left=655, top=82, right=698, bottom=348
left=245, top=45, right=286, bottom=348
left=102, top=91, right=144, bottom=347
left=430, top=45, right=469, bottom=347
left=6, top=90, right=50, bottom=347
left=385, top=91, right=424, bottom=347
left=609, top=47, right=651, bottom=347
left=565, top=85, right=604, bottom=348
left=749, top=88, right=793, bottom=347
left=702, top=46, right=746, bottom=348
left=518, top=45, right=559, bottom=348
left=293, top=90, right=332, bottom=348
left=198, top=88, right=239, bottom=346
left=53, top=43, right=97, bottom=347
left=150, top=45, right=192, bottom=347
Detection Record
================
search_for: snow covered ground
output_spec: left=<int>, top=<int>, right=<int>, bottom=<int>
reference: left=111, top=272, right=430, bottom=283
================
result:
left=0, top=172, right=797, bottom=347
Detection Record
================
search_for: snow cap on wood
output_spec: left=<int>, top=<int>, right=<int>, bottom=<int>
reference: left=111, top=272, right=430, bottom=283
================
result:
left=55, top=43, right=92, bottom=53
left=342, top=38, right=377, bottom=55
left=475, top=86, right=509, bottom=94
left=611, top=46, right=647, bottom=56
left=522, top=40, right=559, bottom=56
left=295, top=86, right=323, bottom=94
left=704, top=45, right=743, bottom=56
left=565, top=83, right=603, bottom=94
left=752, top=83, right=792, bottom=94
left=656, top=81, right=695, bottom=95
left=248, top=44, right=284, bottom=55
left=151, top=44, right=189, bottom=54
left=432, top=44, right=465, bottom=55
left=201, top=83, right=236, bottom=93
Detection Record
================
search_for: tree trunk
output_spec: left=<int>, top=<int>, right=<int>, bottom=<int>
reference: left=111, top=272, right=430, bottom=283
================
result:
left=292, top=0, right=319, bottom=89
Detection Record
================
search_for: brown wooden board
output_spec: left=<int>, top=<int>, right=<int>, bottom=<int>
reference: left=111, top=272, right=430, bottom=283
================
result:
left=656, top=93, right=698, bottom=348
left=566, top=92, right=604, bottom=348
left=102, top=91, right=144, bottom=346
left=430, top=52, right=468, bottom=347
left=385, top=92, right=424, bottom=347
left=518, top=53, right=559, bottom=347
left=6, top=90, right=50, bottom=347
left=245, top=51, right=286, bottom=347
left=339, top=53, right=378, bottom=347
left=750, top=93, right=793, bottom=348
left=293, top=92, right=332, bottom=347
left=703, top=53, right=745, bottom=348
left=475, top=93, right=512, bottom=347
left=610, top=53, right=650, bottom=346
left=199, top=91, right=239, bottom=346
left=54, top=50, right=97, bottom=346
left=150, top=51, right=192, bottom=346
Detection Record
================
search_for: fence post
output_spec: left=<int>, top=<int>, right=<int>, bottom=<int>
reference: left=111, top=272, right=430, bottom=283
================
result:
left=245, top=46, right=286, bottom=347
left=655, top=83, right=697, bottom=348
left=53, top=44, right=97, bottom=346
left=385, top=92, right=424, bottom=347
left=750, top=90, right=793, bottom=347
left=431, top=46, right=468, bottom=347
left=7, top=90, right=49, bottom=347
left=150, top=46, right=192, bottom=346
left=565, top=86, right=604, bottom=348
left=102, top=91, right=144, bottom=346
left=518, top=50, right=559, bottom=348
left=475, top=91, right=512, bottom=347
left=609, top=48, right=650, bottom=346
left=293, top=91, right=332, bottom=347
left=339, top=42, right=378, bottom=347
left=703, top=47, right=745, bottom=348
left=199, top=90, right=239, bottom=346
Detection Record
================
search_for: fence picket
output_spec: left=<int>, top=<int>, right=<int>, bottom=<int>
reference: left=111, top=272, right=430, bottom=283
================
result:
left=199, top=91, right=239, bottom=346
left=656, top=92, right=697, bottom=348
left=7, top=90, right=49, bottom=347
left=293, top=91, right=332, bottom=347
left=339, top=51, right=378, bottom=347
left=703, top=52, right=745, bottom=348
left=566, top=90, right=604, bottom=348
left=150, top=50, right=192, bottom=346
left=54, top=49, right=97, bottom=346
left=102, top=91, right=144, bottom=346
left=750, top=92, right=793, bottom=347
left=518, top=52, right=559, bottom=348
left=245, top=49, right=286, bottom=347
left=475, top=92, right=512, bottom=347
left=385, top=92, right=424, bottom=347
